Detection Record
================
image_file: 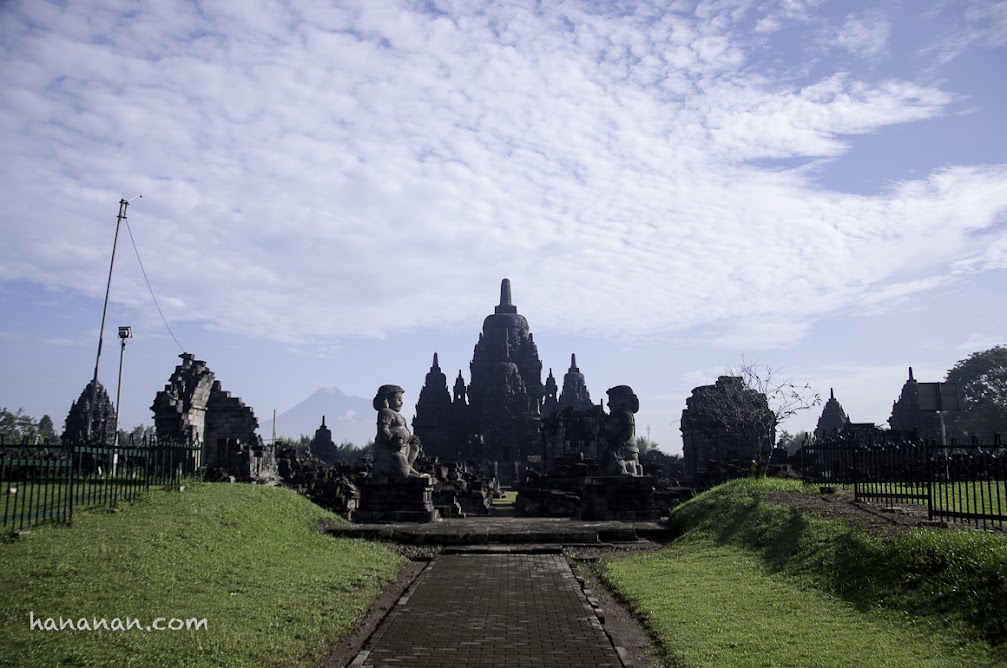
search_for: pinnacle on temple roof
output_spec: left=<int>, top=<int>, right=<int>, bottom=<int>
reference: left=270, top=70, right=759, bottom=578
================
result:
left=495, top=278, right=518, bottom=314
left=432, top=352, right=440, bottom=369
left=569, top=353, right=579, bottom=372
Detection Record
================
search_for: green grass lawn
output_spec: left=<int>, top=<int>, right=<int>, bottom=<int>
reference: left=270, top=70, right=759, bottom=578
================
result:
left=0, top=481, right=405, bottom=667
left=492, top=490, right=515, bottom=505
left=600, top=478, right=1007, bottom=668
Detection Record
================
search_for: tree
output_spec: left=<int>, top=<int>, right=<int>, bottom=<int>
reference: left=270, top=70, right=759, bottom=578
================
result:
left=332, top=439, right=373, bottom=462
left=117, top=424, right=155, bottom=446
left=944, top=345, right=1007, bottom=442
left=37, top=415, right=59, bottom=444
left=777, top=429, right=811, bottom=455
left=635, top=435, right=659, bottom=455
left=0, top=407, right=53, bottom=444
left=1, top=407, right=25, bottom=443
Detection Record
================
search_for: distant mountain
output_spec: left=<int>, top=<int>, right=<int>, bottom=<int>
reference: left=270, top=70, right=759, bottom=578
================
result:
left=259, top=387, right=374, bottom=446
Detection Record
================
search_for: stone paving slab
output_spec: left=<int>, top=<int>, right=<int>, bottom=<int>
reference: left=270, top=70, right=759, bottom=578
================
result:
left=354, top=554, right=624, bottom=668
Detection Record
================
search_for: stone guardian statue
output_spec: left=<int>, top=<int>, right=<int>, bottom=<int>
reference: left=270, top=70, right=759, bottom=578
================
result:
left=600, top=385, right=642, bottom=476
left=371, top=384, right=424, bottom=478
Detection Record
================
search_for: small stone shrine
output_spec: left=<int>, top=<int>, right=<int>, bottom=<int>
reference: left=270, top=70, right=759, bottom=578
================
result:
left=555, top=354, right=595, bottom=413
left=814, top=388, right=850, bottom=439
left=307, top=416, right=341, bottom=465
left=888, top=367, right=942, bottom=441
left=62, top=379, right=117, bottom=445
left=355, top=385, right=438, bottom=523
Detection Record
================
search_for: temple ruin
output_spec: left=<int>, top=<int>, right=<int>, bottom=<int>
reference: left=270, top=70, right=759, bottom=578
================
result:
left=151, top=353, right=276, bottom=481
left=680, top=376, right=776, bottom=484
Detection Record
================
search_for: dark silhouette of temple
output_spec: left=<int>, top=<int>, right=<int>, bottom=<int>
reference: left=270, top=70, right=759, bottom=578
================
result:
left=888, top=367, right=942, bottom=440
left=541, top=353, right=596, bottom=417
left=63, top=379, right=117, bottom=445
left=413, top=279, right=591, bottom=479
left=814, top=388, right=849, bottom=439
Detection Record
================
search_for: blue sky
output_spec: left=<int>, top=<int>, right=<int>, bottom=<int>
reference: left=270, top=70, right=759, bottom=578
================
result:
left=1, top=0, right=1005, bottom=453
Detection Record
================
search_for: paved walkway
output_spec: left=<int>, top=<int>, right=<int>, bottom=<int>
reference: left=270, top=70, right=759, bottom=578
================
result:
left=353, top=553, right=624, bottom=668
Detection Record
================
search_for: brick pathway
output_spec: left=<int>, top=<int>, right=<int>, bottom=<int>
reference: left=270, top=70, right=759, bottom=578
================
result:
left=354, top=554, right=624, bottom=668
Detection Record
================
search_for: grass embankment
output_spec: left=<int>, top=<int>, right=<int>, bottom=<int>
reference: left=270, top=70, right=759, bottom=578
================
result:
left=600, top=478, right=1007, bottom=668
left=0, top=481, right=405, bottom=667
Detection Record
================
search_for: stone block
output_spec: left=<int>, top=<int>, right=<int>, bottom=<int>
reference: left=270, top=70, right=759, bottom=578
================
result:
left=355, top=476, right=439, bottom=523
left=578, top=475, right=661, bottom=521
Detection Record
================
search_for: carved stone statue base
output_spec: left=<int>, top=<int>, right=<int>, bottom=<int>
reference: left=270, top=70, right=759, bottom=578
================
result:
left=353, top=476, right=440, bottom=523
left=578, top=475, right=661, bottom=521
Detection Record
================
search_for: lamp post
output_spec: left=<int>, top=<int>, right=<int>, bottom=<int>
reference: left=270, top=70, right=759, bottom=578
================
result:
left=112, top=326, right=132, bottom=475
left=85, top=197, right=139, bottom=442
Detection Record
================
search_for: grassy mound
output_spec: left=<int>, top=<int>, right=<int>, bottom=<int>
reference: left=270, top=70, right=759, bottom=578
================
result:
left=0, top=481, right=405, bottom=667
left=600, top=478, right=1007, bottom=668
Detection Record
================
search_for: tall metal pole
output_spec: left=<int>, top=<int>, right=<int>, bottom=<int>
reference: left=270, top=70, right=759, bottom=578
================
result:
left=85, top=198, right=131, bottom=443
left=114, top=335, right=127, bottom=443
left=112, top=331, right=129, bottom=476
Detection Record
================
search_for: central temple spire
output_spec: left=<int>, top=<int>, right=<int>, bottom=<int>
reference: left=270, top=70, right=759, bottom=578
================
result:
left=495, top=278, right=518, bottom=314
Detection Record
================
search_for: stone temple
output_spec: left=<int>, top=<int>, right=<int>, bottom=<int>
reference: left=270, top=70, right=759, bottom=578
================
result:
left=885, top=366, right=944, bottom=441
left=413, top=279, right=591, bottom=480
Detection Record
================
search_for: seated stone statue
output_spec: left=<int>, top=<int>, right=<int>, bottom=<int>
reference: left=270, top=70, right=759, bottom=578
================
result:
left=371, top=384, right=424, bottom=478
left=599, top=385, right=642, bottom=476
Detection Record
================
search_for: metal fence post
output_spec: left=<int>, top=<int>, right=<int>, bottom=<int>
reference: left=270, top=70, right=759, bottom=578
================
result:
left=926, top=439, right=934, bottom=521
left=66, top=439, right=74, bottom=525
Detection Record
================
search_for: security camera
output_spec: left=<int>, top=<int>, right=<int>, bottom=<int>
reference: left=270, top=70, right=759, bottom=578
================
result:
left=118, top=326, right=133, bottom=339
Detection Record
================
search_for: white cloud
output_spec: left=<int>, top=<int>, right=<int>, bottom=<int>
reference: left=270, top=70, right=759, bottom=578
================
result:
left=0, top=0, right=1004, bottom=350
left=923, top=0, right=1007, bottom=64
left=335, top=409, right=358, bottom=422
left=954, top=334, right=1006, bottom=353
left=830, top=12, right=892, bottom=60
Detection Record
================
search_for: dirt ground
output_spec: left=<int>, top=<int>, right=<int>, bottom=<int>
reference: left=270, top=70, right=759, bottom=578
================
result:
left=762, top=485, right=1005, bottom=539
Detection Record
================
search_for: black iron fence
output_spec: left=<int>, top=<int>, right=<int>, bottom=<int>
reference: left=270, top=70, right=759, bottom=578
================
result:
left=1, top=436, right=201, bottom=532
left=802, top=433, right=1006, bottom=530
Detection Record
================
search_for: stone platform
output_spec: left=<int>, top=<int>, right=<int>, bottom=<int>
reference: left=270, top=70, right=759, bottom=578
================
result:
left=354, top=476, right=439, bottom=523
left=325, top=515, right=674, bottom=546
left=579, top=476, right=663, bottom=521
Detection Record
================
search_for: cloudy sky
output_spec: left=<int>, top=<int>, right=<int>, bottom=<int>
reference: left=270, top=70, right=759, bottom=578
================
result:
left=2, top=0, right=1005, bottom=453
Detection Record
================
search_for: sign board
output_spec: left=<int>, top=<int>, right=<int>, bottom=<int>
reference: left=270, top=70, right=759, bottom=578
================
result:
left=917, top=382, right=960, bottom=411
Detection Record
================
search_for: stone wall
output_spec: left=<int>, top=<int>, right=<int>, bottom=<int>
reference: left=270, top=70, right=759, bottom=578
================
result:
left=150, top=353, right=214, bottom=444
